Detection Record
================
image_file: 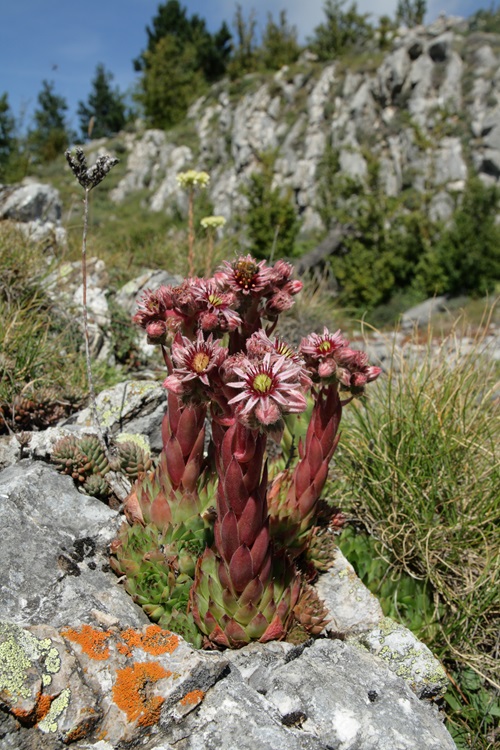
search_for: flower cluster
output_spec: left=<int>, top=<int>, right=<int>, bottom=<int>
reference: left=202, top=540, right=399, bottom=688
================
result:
left=300, top=326, right=381, bottom=393
left=176, top=170, right=210, bottom=190
left=200, top=215, right=226, bottom=231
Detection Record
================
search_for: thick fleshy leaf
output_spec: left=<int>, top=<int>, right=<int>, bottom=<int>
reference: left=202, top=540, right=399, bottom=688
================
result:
left=222, top=586, right=239, bottom=617
left=237, top=496, right=263, bottom=547
left=225, top=618, right=250, bottom=645
left=259, top=613, right=286, bottom=643
left=245, top=612, right=269, bottom=639
left=239, top=576, right=264, bottom=607
left=307, top=433, right=323, bottom=476
left=187, top=424, right=206, bottom=465
left=249, top=525, right=270, bottom=574
left=223, top=459, right=248, bottom=515
left=218, top=559, right=231, bottom=590
left=229, top=545, right=254, bottom=592
left=208, top=574, right=225, bottom=610
left=294, top=459, right=311, bottom=499
left=123, top=489, right=145, bottom=525
left=182, top=457, right=201, bottom=494
left=165, top=436, right=185, bottom=488
left=219, top=510, right=240, bottom=562
left=297, top=485, right=317, bottom=517
left=260, top=555, right=273, bottom=590
left=150, top=492, right=172, bottom=529
left=177, top=405, right=205, bottom=456
left=209, top=624, right=231, bottom=648
left=234, top=600, right=259, bottom=626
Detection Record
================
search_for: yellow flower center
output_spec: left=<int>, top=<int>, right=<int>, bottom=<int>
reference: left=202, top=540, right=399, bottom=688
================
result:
left=253, top=373, right=273, bottom=393
left=318, top=340, right=332, bottom=353
left=276, top=341, right=294, bottom=358
left=192, top=352, right=210, bottom=373
left=208, top=292, right=223, bottom=307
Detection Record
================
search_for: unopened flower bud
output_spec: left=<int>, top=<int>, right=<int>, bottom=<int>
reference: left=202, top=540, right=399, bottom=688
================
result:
left=146, top=320, right=167, bottom=344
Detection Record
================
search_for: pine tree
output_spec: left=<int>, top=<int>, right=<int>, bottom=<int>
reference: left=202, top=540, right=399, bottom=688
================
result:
left=77, top=64, right=126, bottom=140
left=28, top=81, right=71, bottom=163
left=261, top=10, right=301, bottom=70
left=310, top=0, right=373, bottom=59
left=135, top=1, right=231, bottom=127
left=395, top=0, right=426, bottom=27
left=0, top=93, right=16, bottom=179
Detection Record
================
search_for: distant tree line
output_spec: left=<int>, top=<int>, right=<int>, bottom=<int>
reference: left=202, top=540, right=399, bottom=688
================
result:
left=0, top=0, right=435, bottom=179
left=3, top=0, right=499, bottom=178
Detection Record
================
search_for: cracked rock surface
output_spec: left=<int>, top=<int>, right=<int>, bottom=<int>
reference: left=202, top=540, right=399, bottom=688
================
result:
left=0, top=458, right=456, bottom=749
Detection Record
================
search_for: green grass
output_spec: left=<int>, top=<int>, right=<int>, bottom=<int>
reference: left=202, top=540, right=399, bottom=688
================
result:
left=0, top=224, right=128, bottom=432
left=328, top=305, right=500, bottom=748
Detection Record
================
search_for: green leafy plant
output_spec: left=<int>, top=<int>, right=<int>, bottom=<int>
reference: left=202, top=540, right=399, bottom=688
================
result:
left=242, top=153, right=300, bottom=261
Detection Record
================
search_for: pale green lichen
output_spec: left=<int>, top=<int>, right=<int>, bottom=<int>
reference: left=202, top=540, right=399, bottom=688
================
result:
left=38, top=688, right=71, bottom=734
left=0, top=633, right=33, bottom=700
left=355, top=617, right=448, bottom=697
left=96, top=382, right=158, bottom=427
left=0, top=623, right=62, bottom=699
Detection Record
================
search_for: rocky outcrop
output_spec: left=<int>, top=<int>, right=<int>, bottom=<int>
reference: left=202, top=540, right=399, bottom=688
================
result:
left=0, top=459, right=456, bottom=749
left=109, top=16, right=499, bottom=234
left=0, top=179, right=66, bottom=245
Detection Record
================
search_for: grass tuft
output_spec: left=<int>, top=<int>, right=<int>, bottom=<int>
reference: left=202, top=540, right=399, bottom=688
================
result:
left=329, top=303, right=500, bottom=747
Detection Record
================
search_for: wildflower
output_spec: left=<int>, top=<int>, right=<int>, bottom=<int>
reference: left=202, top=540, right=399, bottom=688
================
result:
left=191, top=280, right=241, bottom=333
left=227, top=352, right=307, bottom=427
left=300, top=327, right=348, bottom=360
left=163, top=331, right=227, bottom=400
left=176, top=170, right=210, bottom=189
left=246, top=331, right=311, bottom=388
left=200, top=215, right=226, bottom=231
left=215, top=255, right=273, bottom=297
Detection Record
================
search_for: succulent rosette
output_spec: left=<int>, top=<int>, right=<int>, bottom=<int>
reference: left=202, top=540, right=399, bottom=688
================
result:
left=190, top=422, right=301, bottom=648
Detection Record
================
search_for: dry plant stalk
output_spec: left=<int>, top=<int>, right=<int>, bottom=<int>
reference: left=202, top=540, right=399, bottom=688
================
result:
left=65, top=147, right=119, bottom=457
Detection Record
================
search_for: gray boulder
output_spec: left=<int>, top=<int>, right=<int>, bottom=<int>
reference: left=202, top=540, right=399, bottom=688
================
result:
left=0, top=181, right=61, bottom=223
left=0, top=461, right=146, bottom=629
left=0, top=458, right=457, bottom=749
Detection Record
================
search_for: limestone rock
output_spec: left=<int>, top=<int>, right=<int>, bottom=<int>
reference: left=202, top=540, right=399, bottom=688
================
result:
left=62, top=380, right=166, bottom=452
left=0, top=181, right=61, bottom=224
left=0, top=461, right=146, bottom=629
left=354, top=617, right=449, bottom=699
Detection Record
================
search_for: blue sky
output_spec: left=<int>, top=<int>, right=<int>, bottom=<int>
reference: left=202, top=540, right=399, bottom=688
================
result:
left=0, top=0, right=488, bottom=133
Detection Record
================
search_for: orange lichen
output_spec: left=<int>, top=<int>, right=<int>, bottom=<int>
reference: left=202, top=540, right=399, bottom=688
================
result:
left=112, top=662, right=171, bottom=727
left=64, top=718, right=96, bottom=743
left=120, top=625, right=179, bottom=656
left=180, top=689, right=205, bottom=706
left=61, top=625, right=111, bottom=660
left=10, top=693, right=53, bottom=727
left=116, top=641, right=131, bottom=657
left=36, top=694, right=54, bottom=722
left=11, top=705, right=36, bottom=725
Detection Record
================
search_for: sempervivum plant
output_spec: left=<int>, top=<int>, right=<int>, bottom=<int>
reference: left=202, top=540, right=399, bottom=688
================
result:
left=110, top=254, right=381, bottom=648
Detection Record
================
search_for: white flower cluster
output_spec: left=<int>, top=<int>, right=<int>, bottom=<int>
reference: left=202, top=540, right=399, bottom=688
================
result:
left=176, top=170, right=210, bottom=189
left=200, top=215, right=226, bottom=231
